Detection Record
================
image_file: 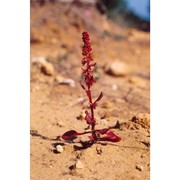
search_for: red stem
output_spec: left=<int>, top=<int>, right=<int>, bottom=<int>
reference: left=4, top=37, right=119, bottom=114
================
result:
left=82, top=31, right=97, bottom=140
left=87, top=89, right=95, bottom=130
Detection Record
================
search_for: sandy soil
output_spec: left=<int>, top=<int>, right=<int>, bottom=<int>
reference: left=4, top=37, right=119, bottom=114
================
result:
left=30, top=2, right=150, bottom=180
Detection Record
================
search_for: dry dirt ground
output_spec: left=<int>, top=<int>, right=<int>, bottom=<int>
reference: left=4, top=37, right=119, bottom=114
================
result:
left=30, top=2, right=150, bottom=180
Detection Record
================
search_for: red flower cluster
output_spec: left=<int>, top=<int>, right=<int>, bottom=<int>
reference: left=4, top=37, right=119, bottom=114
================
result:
left=82, top=31, right=92, bottom=57
left=81, top=31, right=96, bottom=88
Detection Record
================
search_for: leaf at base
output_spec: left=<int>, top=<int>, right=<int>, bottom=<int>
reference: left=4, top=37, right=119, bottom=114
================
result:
left=99, top=131, right=121, bottom=142
left=61, top=130, right=78, bottom=140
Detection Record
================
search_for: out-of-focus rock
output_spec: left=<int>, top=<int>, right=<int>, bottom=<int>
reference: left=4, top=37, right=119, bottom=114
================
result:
left=41, top=62, right=54, bottom=76
left=104, top=61, right=130, bottom=76
left=32, top=57, right=46, bottom=64
left=32, top=57, right=54, bottom=76
left=55, top=75, right=75, bottom=87
left=60, top=79, right=75, bottom=87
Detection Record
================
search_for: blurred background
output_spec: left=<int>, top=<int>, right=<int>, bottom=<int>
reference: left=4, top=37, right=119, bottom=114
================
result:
left=30, top=0, right=150, bottom=70
left=96, top=0, right=150, bottom=31
left=30, top=0, right=150, bottom=123
left=30, top=2, right=150, bottom=178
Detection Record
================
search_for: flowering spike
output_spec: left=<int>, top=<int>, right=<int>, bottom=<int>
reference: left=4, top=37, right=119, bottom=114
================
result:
left=81, top=31, right=96, bottom=89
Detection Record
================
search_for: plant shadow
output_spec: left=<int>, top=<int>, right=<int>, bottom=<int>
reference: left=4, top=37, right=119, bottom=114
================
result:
left=30, top=129, right=149, bottom=152
left=73, top=140, right=95, bottom=150
left=30, top=130, right=61, bottom=141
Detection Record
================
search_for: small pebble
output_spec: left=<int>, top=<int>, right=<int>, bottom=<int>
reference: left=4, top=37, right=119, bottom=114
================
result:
left=77, top=97, right=85, bottom=104
left=41, top=62, right=54, bottom=75
left=76, top=160, right=84, bottom=169
left=56, top=145, right=63, bottom=153
left=59, top=79, right=75, bottom=87
left=32, top=57, right=46, bottom=64
left=112, top=84, right=118, bottom=91
left=136, top=165, right=143, bottom=171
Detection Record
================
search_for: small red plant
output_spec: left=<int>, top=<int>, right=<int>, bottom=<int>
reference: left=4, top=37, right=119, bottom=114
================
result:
left=61, top=32, right=121, bottom=143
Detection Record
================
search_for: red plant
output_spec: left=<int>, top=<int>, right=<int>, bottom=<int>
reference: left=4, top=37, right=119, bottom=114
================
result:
left=61, top=32, right=121, bottom=143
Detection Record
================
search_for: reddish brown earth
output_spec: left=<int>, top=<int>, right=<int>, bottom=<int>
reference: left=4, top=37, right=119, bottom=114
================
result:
left=30, top=2, right=150, bottom=180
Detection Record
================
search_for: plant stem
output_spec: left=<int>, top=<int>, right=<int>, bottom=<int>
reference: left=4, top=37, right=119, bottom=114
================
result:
left=86, top=56, right=95, bottom=133
left=87, top=89, right=95, bottom=132
left=88, top=89, right=97, bottom=141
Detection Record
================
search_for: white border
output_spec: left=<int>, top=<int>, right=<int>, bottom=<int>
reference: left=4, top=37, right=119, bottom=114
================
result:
left=0, top=0, right=30, bottom=179
left=1, top=0, right=180, bottom=179
left=151, top=0, right=180, bottom=179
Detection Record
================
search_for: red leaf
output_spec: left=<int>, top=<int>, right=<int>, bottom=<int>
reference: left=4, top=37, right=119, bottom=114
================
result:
left=61, top=130, right=79, bottom=140
left=80, top=81, right=86, bottom=90
left=91, top=62, right=96, bottom=66
left=99, top=131, right=121, bottom=142
left=94, top=92, right=103, bottom=103
left=81, top=68, right=87, bottom=74
left=90, top=92, right=103, bottom=109
left=61, top=130, right=91, bottom=140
